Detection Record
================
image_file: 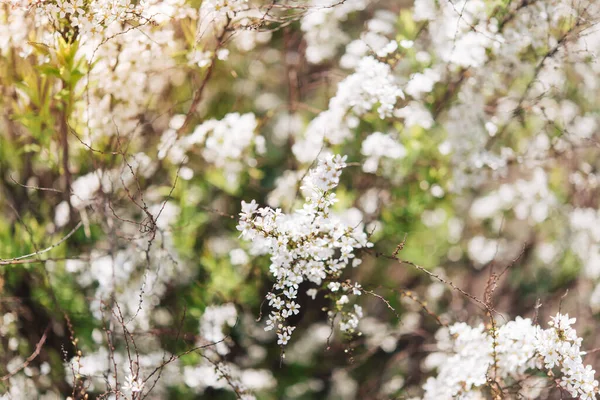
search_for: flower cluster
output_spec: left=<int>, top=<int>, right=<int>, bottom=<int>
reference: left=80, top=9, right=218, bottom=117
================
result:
left=361, top=131, right=407, bottom=174
left=37, top=0, right=146, bottom=39
left=76, top=8, right=182, bottom=142
left=341, top=10, right=399, bottom=69
left=423, top=314, right=599, bottom=399
left=67, top=347, right=181, bottom=397
left=201, top=0, right=248, bottom=17
left=537, top=314, right=599, bottom=399
left=469, top=168, right=556, bottom=223
left=413, top=0, right=502, bottom=69
left=300, top=0, right=369, bottom=64
left=158, top=112, right=265, bottom=185
left=293, top=56, right=404, bottom=162
left=200, top=303, right=238, bottom=356
left=237, top=155, right=371, bottom=346
left=333, top=56, right=404, bottom=119
left=569, top=208, right=600, bottom=280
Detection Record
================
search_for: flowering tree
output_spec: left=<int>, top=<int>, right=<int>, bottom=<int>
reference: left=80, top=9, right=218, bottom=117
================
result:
left=1, top=0, right=600, bottom=399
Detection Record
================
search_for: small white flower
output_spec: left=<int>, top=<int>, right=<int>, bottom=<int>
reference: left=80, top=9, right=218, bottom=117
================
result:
left=217, top=48, right=230, bottom=60
left=306, top=288, right=318, bottom=299
left=123, top=373, right=144, bottom=393
left=277, top=331, right=291, bottom=346
left=287, top=302, right=300, bottom=315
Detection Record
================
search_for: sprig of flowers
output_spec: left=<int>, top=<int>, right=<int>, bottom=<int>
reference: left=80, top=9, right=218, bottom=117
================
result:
left=423, top=313, right=599, bottom=399
left=237, top=155, right=372, bottom=347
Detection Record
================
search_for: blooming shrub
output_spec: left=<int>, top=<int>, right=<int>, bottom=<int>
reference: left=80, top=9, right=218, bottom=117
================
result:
left=424, top=314, right=598, bottom=399
left=1, top=0, right=600, bottom=399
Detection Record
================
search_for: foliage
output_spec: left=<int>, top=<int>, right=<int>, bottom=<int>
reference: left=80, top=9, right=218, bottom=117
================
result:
left=1, top=0, right=600, bottom=399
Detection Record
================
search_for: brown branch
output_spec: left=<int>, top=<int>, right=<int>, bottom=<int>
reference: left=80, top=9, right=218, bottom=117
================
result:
left=0, top=221, right=83, bottom=264
left=1, top=324, right=51, bottom=381
left=177, top=18, right=232, bottom=135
